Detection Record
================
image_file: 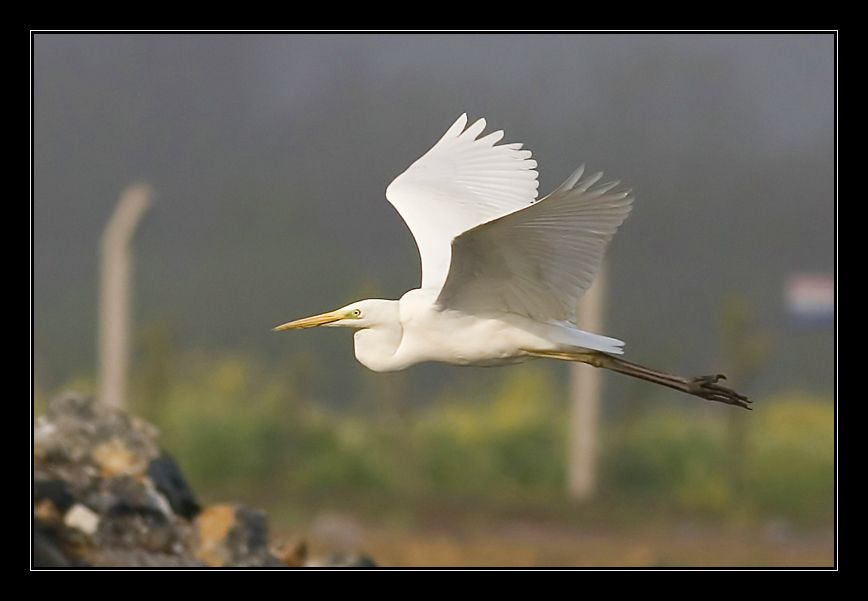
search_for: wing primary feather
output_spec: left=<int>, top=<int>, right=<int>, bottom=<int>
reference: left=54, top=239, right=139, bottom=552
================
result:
left=463, top=118, right=487, bottom=139
left=477, top=130, right=505, bottom=145
left=385, top=114, right=540, bottom=291
left=574, top=171, right=604, bottom=193
left=549, top=164, right=585, bottom=197
left=435, top=166, right=634, bottom=321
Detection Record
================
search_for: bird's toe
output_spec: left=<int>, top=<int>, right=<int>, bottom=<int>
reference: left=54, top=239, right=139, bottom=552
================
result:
left=689, top=375, right=751, bottom=410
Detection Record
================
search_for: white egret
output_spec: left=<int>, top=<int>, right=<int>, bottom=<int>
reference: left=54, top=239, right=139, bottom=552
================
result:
left=275, top=114, right=749, bottom=409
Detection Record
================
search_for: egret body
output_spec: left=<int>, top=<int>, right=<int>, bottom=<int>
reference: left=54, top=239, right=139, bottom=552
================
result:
left=276, top=115, right=749, bottom=409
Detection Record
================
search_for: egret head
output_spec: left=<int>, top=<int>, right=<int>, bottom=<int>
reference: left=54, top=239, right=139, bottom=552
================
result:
left=273, top=299, right=396, bottom=332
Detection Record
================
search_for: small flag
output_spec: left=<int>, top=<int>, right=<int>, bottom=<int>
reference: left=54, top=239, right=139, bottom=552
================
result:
left=785, top=274, right=834, bottom=326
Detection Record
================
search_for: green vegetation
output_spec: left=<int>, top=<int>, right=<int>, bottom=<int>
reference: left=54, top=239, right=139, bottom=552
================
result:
left=111, top=352, right=835, bottom=527
left=603, top=394, right=833, bottom=524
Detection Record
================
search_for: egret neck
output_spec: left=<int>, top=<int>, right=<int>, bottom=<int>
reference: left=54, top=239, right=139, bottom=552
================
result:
left=352, top=300, right=403, bottom=372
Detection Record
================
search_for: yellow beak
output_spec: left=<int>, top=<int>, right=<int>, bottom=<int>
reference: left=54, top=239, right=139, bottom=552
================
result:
left=273, top=309, right=346, bottom=331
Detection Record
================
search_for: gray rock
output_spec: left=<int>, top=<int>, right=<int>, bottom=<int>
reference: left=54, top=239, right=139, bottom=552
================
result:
left=32, top=392, right=290, bottom=568
left=147, top=453, right=201, bottom=519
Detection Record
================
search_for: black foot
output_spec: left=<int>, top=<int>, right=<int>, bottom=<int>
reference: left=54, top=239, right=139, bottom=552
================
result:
left=687, top=374, right=752, bottom=410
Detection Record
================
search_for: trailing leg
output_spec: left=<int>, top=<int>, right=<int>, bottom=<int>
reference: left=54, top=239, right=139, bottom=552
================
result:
left=529, top=350, right=751, bottom=410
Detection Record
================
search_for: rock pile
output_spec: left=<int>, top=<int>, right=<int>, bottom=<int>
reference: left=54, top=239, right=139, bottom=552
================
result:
left=33, top=392, right=364, bottom=568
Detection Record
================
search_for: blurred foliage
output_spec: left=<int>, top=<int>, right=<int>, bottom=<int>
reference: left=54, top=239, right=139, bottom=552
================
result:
left=117, top=353, right=834, bottom=526
left=603, top=412, right=733, bottom=513
left=747, top=394, right=834, bottom=522
left=603, top=394, right=833, bottom=524
left=137, top=355, right=294, bottom=488
left=414, top=367, right=565, bottom=497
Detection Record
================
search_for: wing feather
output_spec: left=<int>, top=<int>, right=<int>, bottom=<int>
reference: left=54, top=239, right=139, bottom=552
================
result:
left=386, top=114, right=539, bottom=290
left=435, top=170, right=634, bottom=321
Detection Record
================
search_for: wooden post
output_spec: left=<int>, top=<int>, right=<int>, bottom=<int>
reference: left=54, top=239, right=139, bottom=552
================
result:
left=568, top=267, right=606, bottom=500
left=97, top=184, right=152, bottom=408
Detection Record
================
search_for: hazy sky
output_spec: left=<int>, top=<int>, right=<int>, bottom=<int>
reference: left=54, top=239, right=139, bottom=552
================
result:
left=34, top=33, right=835, bottom=404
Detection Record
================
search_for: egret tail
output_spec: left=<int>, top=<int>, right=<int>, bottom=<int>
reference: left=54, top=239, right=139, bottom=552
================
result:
left=529, top=350, right=751, bottom=409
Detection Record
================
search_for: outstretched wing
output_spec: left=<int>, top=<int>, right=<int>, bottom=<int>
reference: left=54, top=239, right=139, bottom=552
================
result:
left=435, top=166, right=633, bottom=322
left=386, top=114, right=539, bottom=290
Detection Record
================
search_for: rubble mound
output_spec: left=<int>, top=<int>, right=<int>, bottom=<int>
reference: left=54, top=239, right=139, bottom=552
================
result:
left=33, top=392, right=341, bottom=568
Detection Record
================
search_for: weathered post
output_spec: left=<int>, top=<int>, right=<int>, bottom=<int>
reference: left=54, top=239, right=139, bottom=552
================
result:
left=568, top=267, right=606, bottom=500
left=97, top=184, right=152, bottom=408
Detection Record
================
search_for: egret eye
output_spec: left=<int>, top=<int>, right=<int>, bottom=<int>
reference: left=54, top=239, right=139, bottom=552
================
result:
left=353, top=309, right=362, bottom=317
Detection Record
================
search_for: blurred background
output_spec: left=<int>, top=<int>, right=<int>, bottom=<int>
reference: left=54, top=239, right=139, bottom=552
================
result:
left=33, top=33, right=835, bottom=566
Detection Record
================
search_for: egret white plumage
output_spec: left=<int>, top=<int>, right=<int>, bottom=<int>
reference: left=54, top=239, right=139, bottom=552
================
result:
left=275, top=114, right=749, bottom=409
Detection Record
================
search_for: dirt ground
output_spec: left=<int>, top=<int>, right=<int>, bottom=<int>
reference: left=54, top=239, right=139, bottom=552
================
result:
left=300, top=516, right=834, bottom=568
